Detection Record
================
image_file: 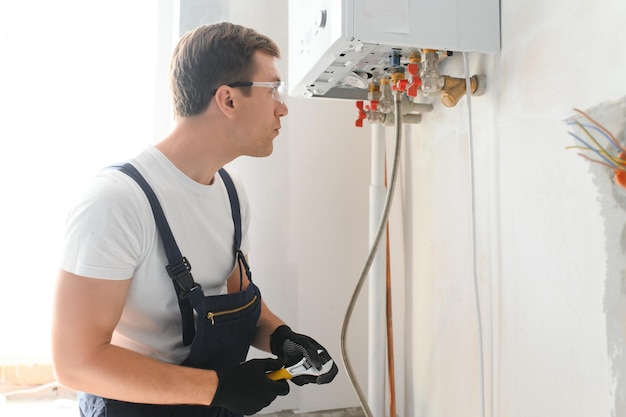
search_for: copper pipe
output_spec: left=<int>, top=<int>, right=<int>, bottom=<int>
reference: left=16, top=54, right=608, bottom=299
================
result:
left=386, top=224, right=397, bottom=417
left=384, top=164, right=397, bottom=417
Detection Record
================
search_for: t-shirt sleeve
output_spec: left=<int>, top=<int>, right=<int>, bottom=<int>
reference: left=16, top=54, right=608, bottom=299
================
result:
left=60, top=169, right=152, bottom=280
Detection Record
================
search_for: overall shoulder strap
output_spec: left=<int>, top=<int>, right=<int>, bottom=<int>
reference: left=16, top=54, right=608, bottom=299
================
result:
left=218, top=168, right=252, bottom=284
left=116, top=163, right=197, bottom=346
left=218, top=168, right=242, bottom=251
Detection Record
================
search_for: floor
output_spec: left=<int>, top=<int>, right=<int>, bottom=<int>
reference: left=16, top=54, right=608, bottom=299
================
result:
left=0, top=398, right=78, bottom=417
left=0, top=382, right=78, bottom=417
left=1, top=396, right=364, bottom=417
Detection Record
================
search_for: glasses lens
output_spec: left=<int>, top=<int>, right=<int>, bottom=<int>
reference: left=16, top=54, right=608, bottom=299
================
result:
left=273, top=82, right=286, bottom=104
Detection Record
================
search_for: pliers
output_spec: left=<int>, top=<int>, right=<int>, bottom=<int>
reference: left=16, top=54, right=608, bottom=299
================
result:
left=267, top=356, right=335, bottom=380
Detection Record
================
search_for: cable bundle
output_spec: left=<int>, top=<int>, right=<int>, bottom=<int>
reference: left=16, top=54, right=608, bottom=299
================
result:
left=566, top=108, right=625, bottom=174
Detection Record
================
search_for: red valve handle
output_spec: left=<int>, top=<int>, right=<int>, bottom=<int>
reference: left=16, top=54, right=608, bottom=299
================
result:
left=355, top=101, right=366, bottom=127
left=406, top=63, right=422, bottom=97
left=394, top=79, right=409, bottom=92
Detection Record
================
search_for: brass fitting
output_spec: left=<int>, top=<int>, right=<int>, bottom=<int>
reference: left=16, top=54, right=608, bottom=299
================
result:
left=440, top=75, right=487, bottom=107
left=408, top=50, right=421, bottom=64
left=378, top=77, right=393, bottom=113
left=368, top=82, right=381, bottom=101
left=420, top=49, right=442, bottom=95
left=390, top=68, right=405, bottom=84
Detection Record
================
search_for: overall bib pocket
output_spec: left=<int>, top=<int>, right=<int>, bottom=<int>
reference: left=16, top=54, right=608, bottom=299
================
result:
left=182, top=283, right=262, bottom=371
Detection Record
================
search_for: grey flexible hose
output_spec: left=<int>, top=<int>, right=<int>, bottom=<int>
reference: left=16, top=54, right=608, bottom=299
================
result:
left=340, top=90, right=404, bottom=417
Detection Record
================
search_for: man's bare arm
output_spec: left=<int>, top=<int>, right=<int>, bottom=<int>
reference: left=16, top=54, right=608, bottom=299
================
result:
left=51, top=269, right=218, bottom=405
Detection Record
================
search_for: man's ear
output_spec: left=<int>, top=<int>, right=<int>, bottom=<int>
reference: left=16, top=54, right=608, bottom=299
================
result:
left=214, top=86, right=236, bottom=117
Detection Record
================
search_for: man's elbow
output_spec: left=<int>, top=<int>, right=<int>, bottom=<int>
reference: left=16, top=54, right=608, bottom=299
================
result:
left=51, top=348, right=82, bottom=390
left=51, top=335, right=96, bottom=391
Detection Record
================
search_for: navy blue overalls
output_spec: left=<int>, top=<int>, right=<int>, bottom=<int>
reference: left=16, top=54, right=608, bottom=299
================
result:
left=78, top=163, right=261, bottom=417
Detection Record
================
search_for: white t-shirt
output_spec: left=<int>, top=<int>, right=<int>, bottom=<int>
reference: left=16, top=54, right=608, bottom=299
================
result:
left=60, top=146, right=251, bottom=364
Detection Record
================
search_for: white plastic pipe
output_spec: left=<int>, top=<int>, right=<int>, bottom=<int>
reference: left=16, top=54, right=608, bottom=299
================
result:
left=368, top=122, right=387, bottom=417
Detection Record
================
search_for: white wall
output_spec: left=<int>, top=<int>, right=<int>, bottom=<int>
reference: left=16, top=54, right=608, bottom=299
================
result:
left=226, top=0, right=626, bottom=416
left=395, top=0, right=624, bottom=415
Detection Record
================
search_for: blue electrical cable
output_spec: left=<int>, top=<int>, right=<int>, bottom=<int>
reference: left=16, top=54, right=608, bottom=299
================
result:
left=567, top=132, right=621, bottom=169
left=566, top=122, right=622, bottom=152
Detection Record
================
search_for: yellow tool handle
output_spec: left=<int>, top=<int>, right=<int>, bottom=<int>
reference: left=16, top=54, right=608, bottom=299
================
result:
left=267, top=368, right=293, bottom=381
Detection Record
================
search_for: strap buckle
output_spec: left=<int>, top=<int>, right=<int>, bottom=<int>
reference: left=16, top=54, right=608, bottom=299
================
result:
left=166, top=257, right=199, bottom=298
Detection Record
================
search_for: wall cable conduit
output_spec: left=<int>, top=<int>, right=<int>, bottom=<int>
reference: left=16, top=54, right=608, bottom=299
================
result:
left=463, top=51, right=487, bottom=417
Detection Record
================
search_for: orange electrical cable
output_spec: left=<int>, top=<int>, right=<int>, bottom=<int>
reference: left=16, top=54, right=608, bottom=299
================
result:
left=573, top=107, right=625, bottom=152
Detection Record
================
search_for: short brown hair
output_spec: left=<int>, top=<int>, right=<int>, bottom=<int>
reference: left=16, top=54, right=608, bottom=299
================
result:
left=170, top=22, right=280, bottom=118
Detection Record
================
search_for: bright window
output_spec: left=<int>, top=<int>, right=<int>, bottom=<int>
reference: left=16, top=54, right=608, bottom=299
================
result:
left=0, top=0, right=171, bottom=364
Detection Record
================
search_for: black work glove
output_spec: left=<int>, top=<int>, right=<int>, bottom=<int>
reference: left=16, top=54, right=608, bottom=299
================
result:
left=270, top=325, right=339, bottom=386
left=211, top=358, right=289, bottom=415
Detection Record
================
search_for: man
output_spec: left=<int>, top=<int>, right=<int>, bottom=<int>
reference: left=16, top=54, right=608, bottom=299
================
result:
left=52, top=22, right=337, bottom=417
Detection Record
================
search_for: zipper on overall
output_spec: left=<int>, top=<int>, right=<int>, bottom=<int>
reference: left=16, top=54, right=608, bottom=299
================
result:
left=207, top=295, right=258, bottom=325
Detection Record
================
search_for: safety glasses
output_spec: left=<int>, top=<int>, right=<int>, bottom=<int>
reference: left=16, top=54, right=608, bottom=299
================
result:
left=212, top=81, right=286, bottom=104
